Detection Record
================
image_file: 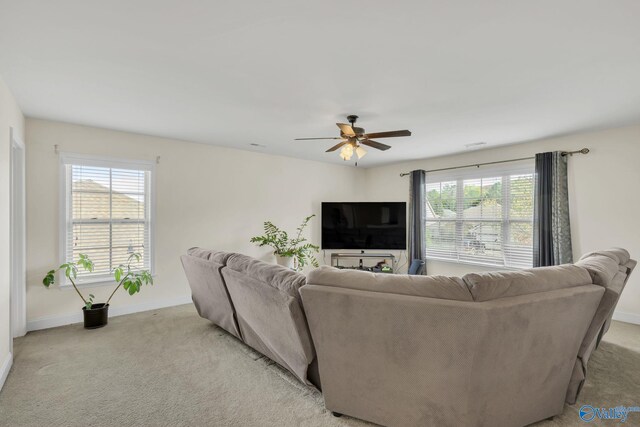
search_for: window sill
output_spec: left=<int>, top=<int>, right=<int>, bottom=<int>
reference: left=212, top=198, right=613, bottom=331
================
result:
left=60, top=278, right=118, bottom=288
left=59, top=273, right=156, bottom=289
left=425, top=257, right=528, bottom=271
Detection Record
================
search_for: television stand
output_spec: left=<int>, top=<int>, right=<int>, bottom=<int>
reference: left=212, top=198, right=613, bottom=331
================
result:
left=330, top=252, right=396, bottom=273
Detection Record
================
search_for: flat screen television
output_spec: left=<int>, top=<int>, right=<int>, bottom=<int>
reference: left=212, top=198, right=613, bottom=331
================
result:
left=321, top=202, right=407, bottom=250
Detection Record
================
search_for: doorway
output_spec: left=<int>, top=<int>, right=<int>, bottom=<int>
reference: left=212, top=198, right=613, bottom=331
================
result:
left=10, top=127, right=26, bottom=342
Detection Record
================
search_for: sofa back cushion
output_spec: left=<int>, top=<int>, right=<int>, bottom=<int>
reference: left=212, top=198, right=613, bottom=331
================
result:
left=180, top=251, right=241, bottom=339
left=575, top=254, right=620, bottom=286
left=222, top=253, right=316, bottom=386
left=187, top=247, right=233, bottom=265
left=580, top=247, right=630, bottom=265
left=226, top=253, right=307, bottom=304
left=306, top=266, right=473, bottom=301
left=462, top=265, right=592, bottom=302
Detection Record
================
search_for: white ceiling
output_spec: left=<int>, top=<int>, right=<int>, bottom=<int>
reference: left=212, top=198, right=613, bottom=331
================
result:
left=1, top=1, right=640, bottom=167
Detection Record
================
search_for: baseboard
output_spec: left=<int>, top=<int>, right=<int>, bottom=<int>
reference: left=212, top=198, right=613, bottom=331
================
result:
left=24, top=295, right=638, bottom=330
left=0, top=352, right=12, bottom=392
left=27, top=295, right=192, bottom=332
left=612, top=310, right=640, bottom=326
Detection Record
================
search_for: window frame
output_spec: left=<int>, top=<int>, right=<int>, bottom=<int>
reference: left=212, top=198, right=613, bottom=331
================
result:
left=424, top=161, right=534, bottom=269
left=58, top=152, right=156, bottom=287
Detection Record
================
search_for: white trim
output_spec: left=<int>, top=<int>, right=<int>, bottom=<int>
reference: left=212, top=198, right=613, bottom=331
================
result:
left=57, top=152, right=157, bottom=284
left=58, top=273, right=157, bottom=289
left=0, top=352, right=12, bottom=392
left=26, top=295, right=192, bottom=332
left=60, top=275, right=120, bottom=288
left=58, top=157, right=68, bottom=275
left=148, top=165, right=157, bottom=276
left=59, top=151, right=155, bottom=171
left=10, top=127, right=27, bottom=339
left=426, top=256, right=523, bottom=271
left=612, top=310, right=640, bottom=326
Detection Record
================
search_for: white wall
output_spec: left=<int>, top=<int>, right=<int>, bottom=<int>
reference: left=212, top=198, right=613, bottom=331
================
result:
left=23, top=118, right=640, bottom=328
left=364, top=125, right=640, bottom=323
left=0, top=76, right=25, bottom=386
left=25, top=119, right=365, bottom=327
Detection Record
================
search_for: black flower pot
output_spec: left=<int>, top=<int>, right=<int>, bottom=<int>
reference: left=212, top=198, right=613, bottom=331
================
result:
left=83, top=303, right=109, bottom=329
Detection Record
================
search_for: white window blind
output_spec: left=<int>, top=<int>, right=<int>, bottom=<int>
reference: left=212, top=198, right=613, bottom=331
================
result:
left=60, top=154, right=154, bottom=284
left=425, top=160, right=534, bottom=269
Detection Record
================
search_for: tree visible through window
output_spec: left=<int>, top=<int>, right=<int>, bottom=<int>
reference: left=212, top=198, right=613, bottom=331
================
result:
left=425, top=166, right=534, bottom=268
left=60, top=154, right=154, bottom=283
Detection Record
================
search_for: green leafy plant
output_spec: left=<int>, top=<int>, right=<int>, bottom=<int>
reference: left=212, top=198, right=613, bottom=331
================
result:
left=42, top=252, right=153, bottom=309
left=86, top=294, right=95, bottom=310
left=43, top=253, right=95, bottom=308
left=250, top=214, right=320, bottom=271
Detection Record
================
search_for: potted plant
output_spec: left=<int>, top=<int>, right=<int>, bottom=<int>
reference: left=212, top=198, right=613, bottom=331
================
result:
left=250, top=214, right=320, bottom=271
left=42, top=252, right=153, bottom=329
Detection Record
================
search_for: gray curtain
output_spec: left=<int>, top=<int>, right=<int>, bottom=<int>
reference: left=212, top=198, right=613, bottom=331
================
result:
left=533, top=151, right=573, bottom=267
left=408, top=170, right=426, bottom=274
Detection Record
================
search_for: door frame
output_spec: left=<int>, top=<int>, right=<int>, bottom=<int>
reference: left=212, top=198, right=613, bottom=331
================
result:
left=10, top=126, right=27, bottom=341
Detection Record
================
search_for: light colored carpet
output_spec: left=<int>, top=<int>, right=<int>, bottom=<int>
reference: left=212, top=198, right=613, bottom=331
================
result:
left=0, top=304, right=638, bottom=427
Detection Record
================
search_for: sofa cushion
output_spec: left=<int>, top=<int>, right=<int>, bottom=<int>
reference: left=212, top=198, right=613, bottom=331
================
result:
left=222, top=253, right=316, bottom=386
left=187, top=247, right=233, bottom=265
left=580, top=247, right=630, bottom=265
left=306, top=266, right=473, bottom=301
left=226, top=253, right=306, bottom=303
left=462, top=265, right=592, bottom=302
left=180, top=253, right=241, bottom=339
left=575, top=255, right=619, bottom=286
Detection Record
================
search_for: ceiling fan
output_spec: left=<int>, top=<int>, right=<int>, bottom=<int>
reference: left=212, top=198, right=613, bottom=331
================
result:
left=295, top=115, right=411, bottom=161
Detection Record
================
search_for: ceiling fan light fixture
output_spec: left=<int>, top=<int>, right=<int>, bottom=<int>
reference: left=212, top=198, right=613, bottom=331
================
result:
left=356, top=145, right=367, bottom=159
left=340, top=144, right=354, bottom=161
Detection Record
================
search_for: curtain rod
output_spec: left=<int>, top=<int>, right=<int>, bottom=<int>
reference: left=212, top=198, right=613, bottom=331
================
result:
left=399, top=148, right=589, bottom=177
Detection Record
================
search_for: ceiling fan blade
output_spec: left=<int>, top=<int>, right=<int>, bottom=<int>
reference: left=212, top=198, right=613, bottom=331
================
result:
left=363, top=130, right=411, bottom=139
left=326, top=141, right=349, bottom=152
left=336, top=123, right=356, bottom=137
left=360, top=139, right=391, bottom=151
left=295, top=137, right=343, bottom=141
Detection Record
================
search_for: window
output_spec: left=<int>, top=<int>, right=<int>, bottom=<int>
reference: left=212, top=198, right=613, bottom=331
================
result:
left=60, top=153, right=155, bottom=284
left=425, top=161, right=534, bottom=269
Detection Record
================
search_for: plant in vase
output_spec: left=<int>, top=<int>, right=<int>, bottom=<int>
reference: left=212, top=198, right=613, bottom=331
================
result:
left=250, top=214, right=320, bottom=271
left=42, top=252, right=153, bottom=329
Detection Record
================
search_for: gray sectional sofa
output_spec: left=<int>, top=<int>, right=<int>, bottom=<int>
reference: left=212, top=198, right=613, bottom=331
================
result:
left=180, top=247, right=634, bottom=427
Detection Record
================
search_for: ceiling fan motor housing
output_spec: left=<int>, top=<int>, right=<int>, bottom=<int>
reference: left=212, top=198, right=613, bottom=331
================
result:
left=345, top=115, right=365, bottom=136
left=341, top=128, right=365, bottom=138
